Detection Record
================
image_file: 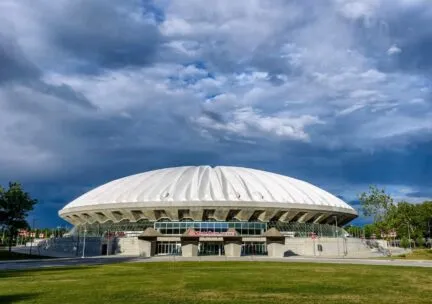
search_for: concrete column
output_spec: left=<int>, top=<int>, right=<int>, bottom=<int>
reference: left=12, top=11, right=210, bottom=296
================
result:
left=116, top=237, right=140, bottom=255
left=138, top=239, right=155, bottom=257
left=181, top=242, right=198, bottom=257
left=267, top=241, right=285, bottom=258
left=224, top=241, right=241, bottom=257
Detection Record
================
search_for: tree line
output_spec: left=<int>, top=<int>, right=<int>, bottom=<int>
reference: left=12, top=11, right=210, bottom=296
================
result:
left=1, top=181, right=432, bottom=252
left=345, top=185, right=432, bottom=248
left=0, top=182, right=37, bottom=251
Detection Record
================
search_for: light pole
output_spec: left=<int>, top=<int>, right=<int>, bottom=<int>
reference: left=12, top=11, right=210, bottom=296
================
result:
left=81, top=226, right=87, bottom=258
left=407, top=221, right=412, bottom=250
left=106, top=230, right=110, bottom=256
left=334, top=216, right=340, bottom=256
left=29, top=218, right=36, bottom=255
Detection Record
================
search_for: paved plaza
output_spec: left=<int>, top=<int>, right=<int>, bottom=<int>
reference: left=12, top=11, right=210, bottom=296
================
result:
left=1, top=255, right=431, bottom=271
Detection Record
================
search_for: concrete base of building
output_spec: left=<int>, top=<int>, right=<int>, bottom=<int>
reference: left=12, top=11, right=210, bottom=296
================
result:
left=267, top=242, right=285, bottom=258
left=138, top=239, right=155, bottom=257
left=182, top=243, right=199, bottom=257
left=28, top=232, right=394, bottom=259
left=224, top=241, right=242, bottom=257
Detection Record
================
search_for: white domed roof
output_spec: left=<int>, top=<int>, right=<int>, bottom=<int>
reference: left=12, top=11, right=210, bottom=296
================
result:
left=61, top=166, right=355, bottom=212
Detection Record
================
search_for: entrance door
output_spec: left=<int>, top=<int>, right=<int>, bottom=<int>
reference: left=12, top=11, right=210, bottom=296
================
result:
left=242, top=242, right=267, bottom=255
left=101, top=244, right=107, bottom=255
left=156, top=242, right=181, bottom=255
left=199, top=242, right=225, bottom=256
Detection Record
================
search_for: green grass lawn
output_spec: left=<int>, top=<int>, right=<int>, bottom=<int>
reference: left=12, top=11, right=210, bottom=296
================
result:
left=1, top=262, right=431, bottom=304
left=393, top=249, right=432, bottom=260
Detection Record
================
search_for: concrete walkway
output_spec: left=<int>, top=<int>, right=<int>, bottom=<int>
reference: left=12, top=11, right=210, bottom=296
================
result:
left=134, top=255, right=432, bottom=267
left=1, top=255, right=431, bottom=271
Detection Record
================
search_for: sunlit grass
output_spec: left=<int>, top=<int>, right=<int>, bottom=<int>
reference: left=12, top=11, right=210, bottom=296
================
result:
left=1, top=262, right=431, bottom=304
left=393, top=249, right=432, bottom=260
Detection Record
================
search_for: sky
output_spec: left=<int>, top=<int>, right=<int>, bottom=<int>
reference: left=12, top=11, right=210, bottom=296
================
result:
left=0, top=0, right=431, bottom=228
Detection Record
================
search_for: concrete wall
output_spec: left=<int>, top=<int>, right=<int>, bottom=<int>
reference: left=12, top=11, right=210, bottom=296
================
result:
left=182, top=243, right=198, bottom=257
left=27, top=236, right=383, bottom=258
left=267, top=242, right=284, bottom=257
left=33, top=237, right=102, bottom=257
left=284, top=237, right=377, bottom=257
left=224, top=242, right=241, bottom=257
left=138, top=239, right=155, bottom=257
left=115, top=237, right=140, bottom=255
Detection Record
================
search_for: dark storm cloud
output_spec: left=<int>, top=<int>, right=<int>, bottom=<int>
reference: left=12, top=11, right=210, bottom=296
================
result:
left=46, top=0, right=161, bottom=70
left=201, top=109, right=225, bottom=124
left=272, top=139, right=432, bottom=191
left=356, top=4, right=432, bottom=75
left=30, top=82, right=96, bottom=109
left=0, top=35, right=40, bottom=83
left=405, top=190, right=432, bottom=199
left=385, top=6, right=432, bottom=73
left=0, top=33, right=95, bottom=109
left=339, top=142, right=432, bottom=187
left=1, top=0, right=432, bottom=228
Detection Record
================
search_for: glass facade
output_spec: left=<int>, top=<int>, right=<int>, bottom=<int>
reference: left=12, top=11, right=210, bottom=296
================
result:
left=154, top=221, right=266, bottom=236
left=268, top=222, right=346, bottom=238
left=156, top=242, right=181, bottom=255
left=199, top=242, right=225, bottom=256
left=241, top=242, right=267, bottom=255
left=74, top=220, right=347, bottom=238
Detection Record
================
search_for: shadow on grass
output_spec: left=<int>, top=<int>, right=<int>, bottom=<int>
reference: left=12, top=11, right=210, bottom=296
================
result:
left=0, top=265, right=98, bottom=279
left=0, top=250, right=53, bottom=260
left=0, top=293, right=39, bottom=304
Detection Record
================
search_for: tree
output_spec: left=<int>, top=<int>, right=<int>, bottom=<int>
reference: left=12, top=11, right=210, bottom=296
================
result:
left=416, top=236, right=425, bottom=248
left=359, top=185, right=394, bottom=224
left=0, top=182, right=38, bottom=252
left=359, top=186, right=395, bottom=242
left=363, top=223, right=380, bottom=239
left=400, top=237, right=410, bottom=249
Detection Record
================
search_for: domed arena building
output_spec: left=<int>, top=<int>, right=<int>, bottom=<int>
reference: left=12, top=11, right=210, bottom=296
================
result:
left=53, top=166, right=362, bottom=258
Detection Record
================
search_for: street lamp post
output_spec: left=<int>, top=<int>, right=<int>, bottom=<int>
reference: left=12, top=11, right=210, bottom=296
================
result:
left=107, top=230, right=110, bottom=256
left=407, top=221, right=412, bottom=250
left=334, top=216, right=340, bottom=256
left=29, top=218, right=36, bottom=255
left=81, top=226, right=87, bottom=258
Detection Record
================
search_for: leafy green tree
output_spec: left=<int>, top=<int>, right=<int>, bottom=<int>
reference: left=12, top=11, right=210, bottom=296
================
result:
left=416, top=236, right=425, bottom=248
left=359, top=186, right=395, bottom=241
left=359, top=185, right=394, bottom=223
left=400, top=237, right=410, bottom=249
left=0, top=182, right=38, bottom=251
left=363, top=223, right=380, bottom=239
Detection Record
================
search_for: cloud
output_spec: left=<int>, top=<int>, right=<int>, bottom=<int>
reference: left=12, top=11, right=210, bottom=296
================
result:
left=335, top=0, right=381, bottom=20
left=194, top=107, right=323, bottom=141
left=387, top=45, right=402, bottom=55
left=0, top=0, right=431, bottom=225
left=0, top=34, right=40, bottom=83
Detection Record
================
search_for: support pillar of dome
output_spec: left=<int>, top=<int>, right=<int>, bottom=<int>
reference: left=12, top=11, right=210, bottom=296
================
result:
left=264, top=228, right=286, bottom=258
left=181, top=240, right=199, bottom=257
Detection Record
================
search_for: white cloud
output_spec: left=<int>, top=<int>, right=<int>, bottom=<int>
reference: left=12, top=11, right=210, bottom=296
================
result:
left=0, top=0, right=432, bottom=183
left=387, top=45, right=402, bottom=55
left=334, top=0, right=381, bottom=21
left=194, top=107, right=323, bottom=141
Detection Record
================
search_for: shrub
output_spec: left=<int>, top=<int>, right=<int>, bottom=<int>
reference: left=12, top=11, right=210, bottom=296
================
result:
left=416, top=237, right=425, bottom=248
left=400, top=237, right=410, bottom=249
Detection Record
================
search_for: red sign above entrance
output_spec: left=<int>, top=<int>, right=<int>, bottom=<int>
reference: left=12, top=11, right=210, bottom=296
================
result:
left=188, top=231, right=237, bottom=237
